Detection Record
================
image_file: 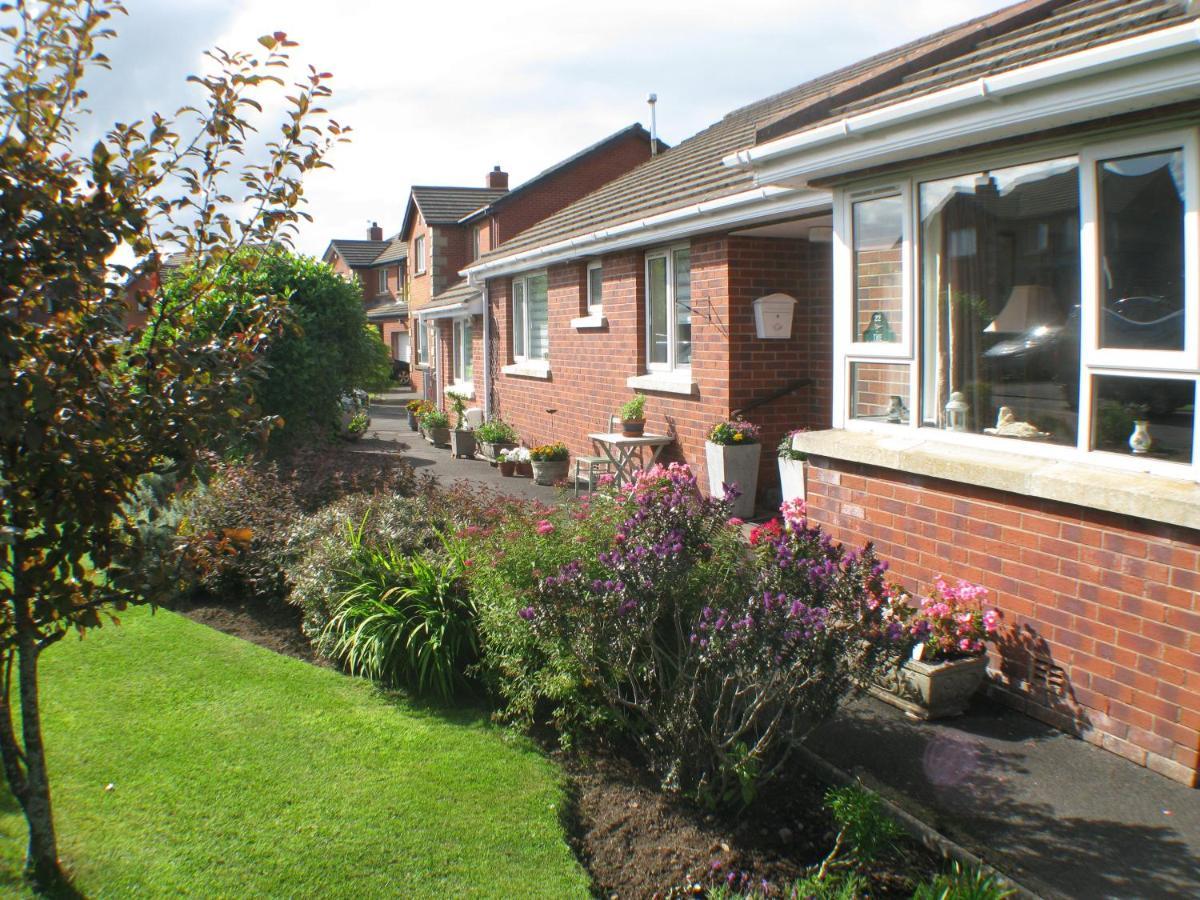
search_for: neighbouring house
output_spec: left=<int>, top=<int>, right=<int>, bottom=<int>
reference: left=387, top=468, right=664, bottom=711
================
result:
left=323, top=223, right=410, bottom=364
left=410, top=124, right=666, bottom=406
left=464, top=0, right=1200, bottom=786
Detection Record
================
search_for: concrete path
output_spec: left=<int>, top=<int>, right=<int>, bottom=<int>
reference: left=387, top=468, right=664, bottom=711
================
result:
left=807, top=694, right=1200, bottom=899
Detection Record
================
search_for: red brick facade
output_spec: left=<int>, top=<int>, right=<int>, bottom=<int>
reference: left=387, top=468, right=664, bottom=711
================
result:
left=804, top=458, right=1200, bottom=787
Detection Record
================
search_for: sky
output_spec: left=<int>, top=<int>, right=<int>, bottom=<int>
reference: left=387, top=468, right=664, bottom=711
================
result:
left=80, top=0, right=1014, bottom=257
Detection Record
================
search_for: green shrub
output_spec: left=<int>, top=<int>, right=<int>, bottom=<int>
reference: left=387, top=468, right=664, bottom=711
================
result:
left=475, top=419, right=519, bottom=444
left=824, top=785, right=903, bottom=867
left=151, top=248, right=392, bottom=449
left=320, top=530, right=477, bottom=700
left=911, top=862, right=1015, bottom=900
left=419, top=409, right=450, bottom=429
left=619, top=393, right=646, bottom=422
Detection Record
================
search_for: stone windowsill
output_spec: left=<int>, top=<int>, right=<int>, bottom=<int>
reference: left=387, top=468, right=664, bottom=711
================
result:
left=444, top=382, right=475, bottom=400
left=502, top=361, right=551, bottom=380
left=627, top=372, right=697, bottom=397
left=571, top=313, right=607, bottom=330
left=792, top=428, right=1200, bottom=532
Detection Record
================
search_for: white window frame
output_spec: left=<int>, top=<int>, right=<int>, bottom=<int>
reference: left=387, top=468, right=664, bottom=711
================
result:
left=377, top=268, right=388, bottom=295
left=586, top=261, right=603, bottom=315
left=644, top=243, right=692, bottom=373
left=416, top=317, right=429, bottom=367
left=511, top=271, right=549, bottom=363
left=414, top=235, right=426, bottom=275
left=452, top=316, right=473, bottom=384
left=832, top=127, right=1200, bottom=481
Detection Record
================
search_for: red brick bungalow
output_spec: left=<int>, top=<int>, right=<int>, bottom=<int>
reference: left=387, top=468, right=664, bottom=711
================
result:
left=464, top=0, right=1200, bottom=786
left=411, top=124, right=665, bottom=406
left=322, top=224, right=410, bottom=363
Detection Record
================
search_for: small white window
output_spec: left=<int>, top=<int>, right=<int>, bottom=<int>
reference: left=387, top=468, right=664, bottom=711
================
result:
left=377, top=268, right=388, bottom=295
left=414, top=235, right=426, bottom=275
left=471, top=226, right=482, bottom=261
left=587, top=261, right=603, bottom=314
left=512, top=273, right=548, bottom=361
left=416, top=318, right=429, bottom=366
left=453, top=318, right=474, bottom=383
left=645, top=245, right=691, bottom=371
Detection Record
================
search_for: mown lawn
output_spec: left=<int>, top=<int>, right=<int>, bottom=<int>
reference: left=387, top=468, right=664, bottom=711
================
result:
left=0, top=606, right=590, bottom=898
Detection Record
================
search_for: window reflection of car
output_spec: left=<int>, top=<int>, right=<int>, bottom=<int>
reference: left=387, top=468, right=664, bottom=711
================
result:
left=983, top=297, right=1188, bottom=414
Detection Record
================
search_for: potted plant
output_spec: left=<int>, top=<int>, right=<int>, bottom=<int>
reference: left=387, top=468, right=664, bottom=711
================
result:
left=869, top=579, right=1000, bottom=719
left=705, top=418, right=761, bottom=519
left=529, top=442, right=570, bottom=485
left=337, top=389, right=371, bottom=440
left=619, top=393, right=647, bottom=436
left=498, top=448, right=517, bottom=477
left=506, top=445, right=532, bottom=477
left=419, top=408, right=451, bottom=447
left=405, top=399, right=428, bottom=432
left=446, top=390, right=476, bottom=459
left=342, top=410, right=369, bottom=442
left=475, top=418, right=519, bottom=465
left=778, top=429, right=809, bottom=504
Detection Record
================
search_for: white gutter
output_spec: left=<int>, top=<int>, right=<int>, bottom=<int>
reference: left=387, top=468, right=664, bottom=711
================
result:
left=461, top=185, right=831, bottom=283
left=724, top=18, right=1200, bottom=186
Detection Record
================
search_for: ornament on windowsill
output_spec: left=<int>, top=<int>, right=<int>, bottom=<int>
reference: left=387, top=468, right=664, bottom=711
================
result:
left=983, top=406, right=1051, bottom=440
left=944, top=391, right=969, bottom=432
left=885, top=395, right=907, bottom=424
left=1129, top=420, right=1152, bottom=455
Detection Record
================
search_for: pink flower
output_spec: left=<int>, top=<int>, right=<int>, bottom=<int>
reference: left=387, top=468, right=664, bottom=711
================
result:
left=597, top=473, right=616, bottom=486
left=983, top=609, right=999, bottom=633
left=780, top=498, right=807, bottom=530
left=614, top=532, right=627, bottom=544
left=727, top=517, right=745, bottom=527
left=536, top=520, right=555, bottom=535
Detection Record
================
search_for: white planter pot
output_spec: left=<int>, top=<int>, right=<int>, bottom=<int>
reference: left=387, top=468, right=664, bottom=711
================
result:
left=778, top=458, right=807, bottom=505
left=705, top=441, right=761, bottom=519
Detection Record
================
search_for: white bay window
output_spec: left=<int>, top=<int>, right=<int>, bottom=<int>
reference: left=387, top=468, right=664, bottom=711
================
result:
left=835, top=128, right=1200, bottom=478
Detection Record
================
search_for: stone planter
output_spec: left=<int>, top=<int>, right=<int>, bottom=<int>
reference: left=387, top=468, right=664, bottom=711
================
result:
left=407, top=411, right=419, bottom=431
left=705, top=441, right=761, bottom=519
left=499, top=460, right=516, bottom=477
left=531, top=459, right=569, bottom=486
left=450, top=429, right=476, bottom=459
left=868, top=655, right=989, bottom=720
left=778, top=457, right=807, bottom=505
left=479, top=440, right=517, bottom=466
left=427, top=426, right=450, bottom=448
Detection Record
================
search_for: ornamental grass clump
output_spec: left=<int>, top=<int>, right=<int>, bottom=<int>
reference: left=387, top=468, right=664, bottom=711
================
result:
left=509, top=469, right=898, bottom=808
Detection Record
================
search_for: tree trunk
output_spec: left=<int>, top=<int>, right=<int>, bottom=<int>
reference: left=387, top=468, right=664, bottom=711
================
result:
left=16, top=629, right=63, bottom=891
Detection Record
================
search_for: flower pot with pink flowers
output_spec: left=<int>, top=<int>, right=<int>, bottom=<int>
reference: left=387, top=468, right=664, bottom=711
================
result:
left=869, top=579, right=999, bottom=719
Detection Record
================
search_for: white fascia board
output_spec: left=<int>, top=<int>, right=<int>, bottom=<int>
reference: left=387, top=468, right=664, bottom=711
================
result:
left=415, top=298, right=483, bottom=320
left=725, top=19, right=1200, bottom=187
left=461, top=186, right=831, bottom=283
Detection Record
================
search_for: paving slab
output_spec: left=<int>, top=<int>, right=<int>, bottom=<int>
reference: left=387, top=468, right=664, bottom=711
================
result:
left=806, top=694, right=1200, bottom=899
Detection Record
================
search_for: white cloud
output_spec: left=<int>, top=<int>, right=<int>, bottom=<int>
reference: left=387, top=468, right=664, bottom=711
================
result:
left=90, top=0, right=1012, bottom=255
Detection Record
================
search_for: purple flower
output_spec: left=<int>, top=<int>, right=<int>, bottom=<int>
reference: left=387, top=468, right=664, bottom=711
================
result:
left=518, top=606, right=536, bottom=621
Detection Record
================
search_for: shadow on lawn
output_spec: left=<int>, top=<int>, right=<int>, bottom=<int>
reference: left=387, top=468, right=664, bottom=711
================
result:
left=807, top=699, right=1200, bottom=899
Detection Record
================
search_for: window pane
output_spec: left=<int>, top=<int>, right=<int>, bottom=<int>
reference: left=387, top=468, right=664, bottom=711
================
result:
left=850, top=362, right=910, bottom=424
left=674, top=248, right=692, bottom=366
left=1098, top=150, right=1185, bottom=351
left=648, top=255, right=668, bottom=365
left=853, top=195, right=903, bottom=343
left=513, top=280, right=525, bottom=357
left=463, top=321, right=473, bottom=381
left=918, top=158, right=1080, bottom=446
left=588, top=266, right=602, bottom=310
left=1093, top=376, right=1194, bottom=464
left=527, top=274, right=549, bottom=360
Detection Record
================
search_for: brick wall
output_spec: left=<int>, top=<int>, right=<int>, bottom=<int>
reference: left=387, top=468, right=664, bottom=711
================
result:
left=854, top=245, right=903, bottom=341
left=804, top=458, right=1200, bottom=787
left=487, top=233, right=832, bottom=504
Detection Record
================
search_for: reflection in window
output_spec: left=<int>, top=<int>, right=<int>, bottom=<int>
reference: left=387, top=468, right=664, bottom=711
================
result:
left=1092, top=376, right=1194, bottom=464
left=1098, top=150, right=1185, bottom=351
left=853, top=195, right=903, bottom=343
left=918, top=158, right=1080, bottom=445
left=851, top=362, right=910, bottom=424
left=674, top=248, right=692, bottom=366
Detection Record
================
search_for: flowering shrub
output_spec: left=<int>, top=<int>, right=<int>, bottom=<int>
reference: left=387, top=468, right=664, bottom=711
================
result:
left=529, top=442, right=569, bottom=462
left=708, top=419, right=762, bottom=445
left=888, top=578, right=998, bottom=660
left=495, top=465, right=897, bottom=808
left=475, top=418, right=518, bottom=444
left=499, top=446, right=530, bottom=463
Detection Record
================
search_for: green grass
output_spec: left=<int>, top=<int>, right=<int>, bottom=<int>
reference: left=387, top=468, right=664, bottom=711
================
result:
left=0, top=607, right=590, bottom=898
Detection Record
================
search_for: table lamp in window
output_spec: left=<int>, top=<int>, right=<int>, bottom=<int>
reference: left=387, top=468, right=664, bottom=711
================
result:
left=984, top=284, right=1059, bottom=333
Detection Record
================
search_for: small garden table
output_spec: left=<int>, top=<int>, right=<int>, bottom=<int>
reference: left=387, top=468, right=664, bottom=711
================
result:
left=586, top=432, right=673, bottom=487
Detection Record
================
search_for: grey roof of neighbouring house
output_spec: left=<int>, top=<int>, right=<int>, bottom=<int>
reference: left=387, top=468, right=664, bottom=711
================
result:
left=476, top=0, right=1191, bottom=267
left=326, top=239, right=390, bottom=267
left=371, top=236, right=408, bottom=266
left=365, top=300, right=408, bottom=321
left=424, top=278, right=481, bottom=311
left=457, top=123, right=669, bottom=224
left=410, top=187, right=510, bottom=225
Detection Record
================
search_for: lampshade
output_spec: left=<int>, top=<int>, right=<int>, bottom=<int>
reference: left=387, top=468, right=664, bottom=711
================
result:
left=985, top=284, right=1060, bottom=333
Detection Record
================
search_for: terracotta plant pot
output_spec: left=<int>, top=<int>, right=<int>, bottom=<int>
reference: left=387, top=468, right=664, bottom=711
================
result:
left=531, top=459, right=569, bottom=486
left=516, top=461, right=533, bottom=478
left=450, top=429, right=476, bottom=459
left=499, top=460, right=516, bottom=477
left=868, top=655, right=989, bottom=720
left=622, top=419, right=645, bottom=437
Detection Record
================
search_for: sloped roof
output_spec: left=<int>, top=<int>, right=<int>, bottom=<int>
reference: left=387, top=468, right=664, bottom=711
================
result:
left=372, top=235, right=408, bottom=266
left=411, top=187, right=509, bottom=225
left=458, top=124, right=668, bottom=224
left=476, top=0, right=1191, bottom=268
left=326, top=239, right=389, bottom=267
left=365, top=300, right=408, bottom=321
left=424, top=278, right=481, bottom=311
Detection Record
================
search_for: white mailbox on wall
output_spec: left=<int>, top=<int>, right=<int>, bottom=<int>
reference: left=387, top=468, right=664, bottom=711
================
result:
left=753, top=293, right=797, bottom=339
